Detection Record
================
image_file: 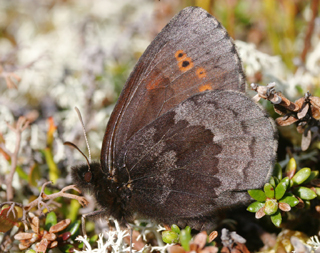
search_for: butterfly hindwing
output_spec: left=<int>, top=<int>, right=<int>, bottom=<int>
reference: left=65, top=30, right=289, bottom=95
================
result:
left=101, top=7, right=246, bottom=174
left=115, top=90, right=276, bottom=228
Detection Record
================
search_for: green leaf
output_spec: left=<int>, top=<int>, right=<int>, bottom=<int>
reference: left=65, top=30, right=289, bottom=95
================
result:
left=171, top=224, right=180, bottom=234
left=292, top=168, right=311, bottom=186
left=279, top=195, right=299, bottom=207
left=273, top=163, right=282, bottom=180
left=26, top=250, right=36, bottom=253
left=315, top=187, right=320, bottom=196
left=162, top=231, right=179, bottom=244
left=264, top=183, right=275, bottom=199
left=293, top=186, right=317, bottom=200
left=279, top=177, right=290, bottom=188
left=264, top=199, right=278, bottom=215
left=270, top=210, right=282, bottom=227
left=89, top=234, right=99, bottom=244
left=304, top=171, right=319, bottom=184
left=85, top=221, right=95, bottom=233
left=304, top=200, right=311, bottom=209
left=285, top=158, right=296, bottom=178
left=67, top=199, right=80, bottom=222
left=247, top=201, right=265, bottom=213
left=269, top=177, right=276, bottom=188
left=78, top=241, right=84, bottom=249
left=275, top=182, right=287, bottom=200
left=289, top=179, right=294, bottom=188
left=45, top=211, right=57, bottom=231
left=60, top=243, right=75, bottom=253
left=16, top=166, right=29, bottom=181
left=67, top=220, right=81, bottom=240
left=43, top=147, right=60, bottom=183
left=28, top=163, right=42, bottom=187
left=248, top=189, right=266, bottom=202
left=180, top=228, right=192, bottom=251
left=295, top=85, right=304, bottom=94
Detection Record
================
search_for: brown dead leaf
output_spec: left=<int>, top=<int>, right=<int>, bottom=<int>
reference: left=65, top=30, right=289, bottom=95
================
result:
left=49, top=219, right=70, bottom=233
left=0, top=207, right=19, bottom=232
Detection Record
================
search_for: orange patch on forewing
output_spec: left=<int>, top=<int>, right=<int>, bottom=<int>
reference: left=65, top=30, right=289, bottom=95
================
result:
left=175, top=50, right=187, bottom=61
left=196, top=67, right=206, bottom=78
left=146, top=82, right=157, bottom=90
left=199, top=83, right=213, bottom=92
left=146, top=78, right=163, bottom=90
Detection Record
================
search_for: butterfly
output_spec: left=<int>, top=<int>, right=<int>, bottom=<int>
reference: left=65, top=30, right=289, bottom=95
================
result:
left=71, top=6, right=277, bottom=230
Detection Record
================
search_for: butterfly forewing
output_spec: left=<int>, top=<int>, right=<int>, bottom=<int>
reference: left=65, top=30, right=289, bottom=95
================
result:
left=101, top=7, right=246, bottom=174
left=115, top=90, right=276, bottom=229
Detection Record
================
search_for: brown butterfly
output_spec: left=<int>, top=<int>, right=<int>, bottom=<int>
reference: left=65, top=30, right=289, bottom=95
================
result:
left=71, top=6, right=277, bottom=230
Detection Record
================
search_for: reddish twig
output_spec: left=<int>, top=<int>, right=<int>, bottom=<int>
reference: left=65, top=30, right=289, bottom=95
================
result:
left=5, top=117, right=30, bottom=201
left=1, top=182, right=88, bottom=231
left=301, top=0, right=319, bottom=63
left=0, top=52, right=45, bottom=89
left=0, top=65, right=21, bottom=89
left=24, top=182, right=88, bottom=214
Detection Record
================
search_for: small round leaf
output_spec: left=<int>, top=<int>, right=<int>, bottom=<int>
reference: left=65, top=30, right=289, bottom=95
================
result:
left=315, top=187, right=320, bottom=196
left=89, top=234, right=99, bottom=244
left=61, top=231, right=71, bottom=241
left=67, top=220, right=81, bottom=240
left=269, top=177, right=276, bottom=188
left=279, top=195, right=299, bottom=207
left=273, top=163, right=282, bottom=180
left=162, top=231, right=179, bottom=244
left=184, top=226, right=191, bottom=234
left=270, top=210, right=282, bottom=227
left=292, top=168, right=311, bottom=186
left=45, top=211, right=57, bottom=231
left=279, top=177, right=290, bottom=188
left=304, top=171, right=319, bottom=184
left=293, top=186, right=317, bottom=200
left=26, top=250, right=37, bottom=253
left=285, top=158, right=296, bottom=179
left=247, top=201, right=265, bottom=213
left=264, top=183, right=275, bottom=199
left=275, top=182, right=287, bottom=200
left=180, top=228, right=192, bottom=251
left=248, top=189, right=266, bottom=202
left=171, top=224, right=180, bottom=234
left=292, top=168, right=311, bottom=185
left=49, top=219, right=71, bottom=233
left=264, top=199, right=278, bottom=215
left=256, top=207, right=266, bottom=219
left=279, top=202, right=291, bottom=212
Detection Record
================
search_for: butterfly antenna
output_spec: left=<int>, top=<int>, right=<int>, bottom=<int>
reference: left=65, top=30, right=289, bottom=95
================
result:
left=74, top=107, right=92, bottom=163
left=64, top=141, right=91, bottom=170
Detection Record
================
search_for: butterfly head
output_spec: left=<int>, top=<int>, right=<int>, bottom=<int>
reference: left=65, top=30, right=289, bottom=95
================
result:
left=71, top=162, right=102, bottom=194
left=71, top=160, right=125, bottom=221
left=64, top=141, right=109, bottom=195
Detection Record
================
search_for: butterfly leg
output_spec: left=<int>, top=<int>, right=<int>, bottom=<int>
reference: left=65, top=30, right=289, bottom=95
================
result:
left=126, top=223, right=133, bottom=253
left=81, top=210, right=108, bottom=249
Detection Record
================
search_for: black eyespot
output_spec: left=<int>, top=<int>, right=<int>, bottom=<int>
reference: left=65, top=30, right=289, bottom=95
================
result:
left=182, top=61, right=190, bottom=67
